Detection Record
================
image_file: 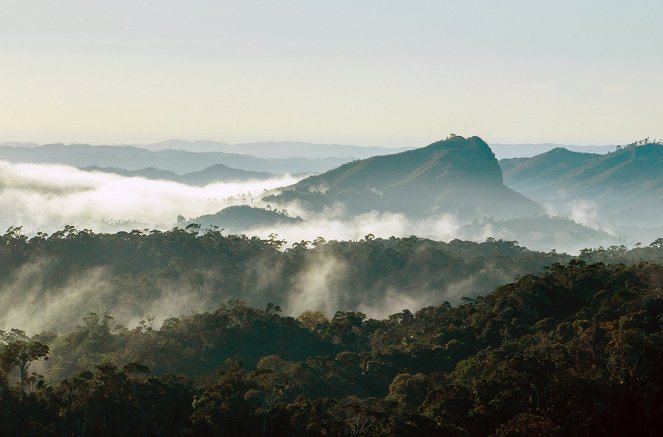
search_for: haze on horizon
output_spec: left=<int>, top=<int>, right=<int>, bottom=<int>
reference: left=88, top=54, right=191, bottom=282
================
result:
left=1, top=1, right=662, bottom=147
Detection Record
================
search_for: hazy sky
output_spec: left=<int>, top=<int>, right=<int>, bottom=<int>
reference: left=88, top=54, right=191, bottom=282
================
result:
left=1, top=1, right=662, bottom=146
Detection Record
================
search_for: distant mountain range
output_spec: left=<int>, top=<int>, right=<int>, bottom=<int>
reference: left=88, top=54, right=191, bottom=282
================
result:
left=0, top=143, right=350, bottom=174
left=1, top=136, right=658, bottom=249
left=500, top=142, right=663, bottom=226
left=141, top=140, right=617, bottom=160
left=0, top=140, right=619, bottom=164
left=490, top=143, right=616, bottom=159
left=265, top=135, right=543, bottom=220
left=140, top=139, right=411, bottom=159
left=83, top=164, right=275, bottom=185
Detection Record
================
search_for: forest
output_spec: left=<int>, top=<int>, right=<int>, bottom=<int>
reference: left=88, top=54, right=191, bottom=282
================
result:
left=1, top=228, right=662, bottom=435
left=4, top=1, right=663, bottom=435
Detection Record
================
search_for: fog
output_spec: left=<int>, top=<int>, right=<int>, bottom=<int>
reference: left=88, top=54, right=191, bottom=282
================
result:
left=0, top=160, right=631, bottom=254
left=248, top=210, right=461, bottom=244
left=0, top=159, right=647, bottom=335
left=0, top=160, right=300, bottom=233
left=0, top=257, right=217, bottom=334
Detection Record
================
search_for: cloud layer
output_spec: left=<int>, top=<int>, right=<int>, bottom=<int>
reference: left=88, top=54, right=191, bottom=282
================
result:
left=0, top=160, right=300, bottom=233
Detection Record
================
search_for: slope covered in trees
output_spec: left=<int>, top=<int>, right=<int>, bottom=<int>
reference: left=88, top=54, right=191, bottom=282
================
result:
left=1, top=261, right=662, bottom=435
left=265, top=135, right=542, bottom=219
left=0, top=225, right=579, bottom=334
left=185, top=206, right=303, bottom=233
left=2, top=226, right=661, bottom=335
left=500, top=140, right=663, bottom=226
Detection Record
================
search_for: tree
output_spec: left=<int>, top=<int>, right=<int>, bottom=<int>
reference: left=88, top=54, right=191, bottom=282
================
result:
left=296, top=310, right=329, bottom=332
left=650, top=237, right=663, bottom=249
left=0, top=329, right=49, bottom=394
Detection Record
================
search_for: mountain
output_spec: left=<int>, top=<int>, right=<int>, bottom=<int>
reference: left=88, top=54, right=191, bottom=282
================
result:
left=141, top=139, right=411, bottom=159
left=0, top=143, right=350, bottom=174
left=500, top=142, right=663, bottom=226
left=265, top=135, right=542, bottom=219
left=83, top=164, right=274, bottom=185
left=186, top=205, right=303, bottom=232
left=490, top=143, right=616, bottom=159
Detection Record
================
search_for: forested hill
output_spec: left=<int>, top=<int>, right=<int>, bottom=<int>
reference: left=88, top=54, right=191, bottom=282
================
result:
left=265, top=135, right=542, bottom=219
left=1, top=260, right=662, bottom=435
left=0, top=226, right=576, bottom=334
left=1, top=226, right=661, bottom=337
left=500, top=140, right=663, bottom=225
left=185, top=205, right=303, bottom=233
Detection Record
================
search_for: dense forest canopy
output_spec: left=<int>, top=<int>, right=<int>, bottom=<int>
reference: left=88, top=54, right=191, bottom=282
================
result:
left=1, top=259, right=662, bottom=435
left=2, top=225, right=661, bottom=335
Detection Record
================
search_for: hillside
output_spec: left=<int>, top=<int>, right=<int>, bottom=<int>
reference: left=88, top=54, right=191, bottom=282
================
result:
left=500, top=141, right=663, bottom=225
left=2, top=261, right=663, bottom=435
left=186, top=205, right=303, bottom=232
left=265, top=135, right=542, bottom=220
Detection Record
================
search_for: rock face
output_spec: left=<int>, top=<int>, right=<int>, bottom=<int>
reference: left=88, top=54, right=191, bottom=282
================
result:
left=265, top=135, right=542, bottom=220
left=500, top=142, right=663, bottom=226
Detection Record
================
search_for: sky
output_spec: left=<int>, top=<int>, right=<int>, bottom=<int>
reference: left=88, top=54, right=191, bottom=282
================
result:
left=1, top=1, right=662, bottom=147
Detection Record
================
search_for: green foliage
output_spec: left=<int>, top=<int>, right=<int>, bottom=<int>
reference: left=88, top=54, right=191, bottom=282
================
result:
left=0, top=225, right=592, bottom=337
left=0, top=261, right=662, bottom=435
left=0, top=329, right=49, bottom=394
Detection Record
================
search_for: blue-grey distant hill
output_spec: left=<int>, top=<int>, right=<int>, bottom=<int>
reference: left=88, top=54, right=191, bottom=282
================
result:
left=490, top=143, right=616, bottom=159
left=0, top=143, right=349, bottom=174
left=142, top=139, right=411, bottom=159
left=265, top=135, right=543, bottom=220
left=500, top=141, right=663, bottom=225
left=83, top=164, right=274, bottom=185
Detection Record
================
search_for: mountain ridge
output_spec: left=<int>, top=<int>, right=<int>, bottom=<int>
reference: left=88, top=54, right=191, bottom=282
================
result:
left=140, top=139, right=412, bottom=159
left=265, top=135, right=542, bottom=219
left=0, top=143, right=350, bottom=174
left=500, top=142, right=663, bottom=226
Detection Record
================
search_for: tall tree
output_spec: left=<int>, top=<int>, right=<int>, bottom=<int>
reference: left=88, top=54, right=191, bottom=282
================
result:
left=0, top=329, right=49, bottom=394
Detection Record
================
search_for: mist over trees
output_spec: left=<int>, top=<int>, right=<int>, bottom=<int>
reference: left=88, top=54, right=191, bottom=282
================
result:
left=0, top=135, right=659, bottom=251
left=1, top=260, right=662, bottom=435
left=500, top=139, right=663, bottom=227
left=0, top=136, right=661, bottom=435
left=0, top=224, right=575, bottom=334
